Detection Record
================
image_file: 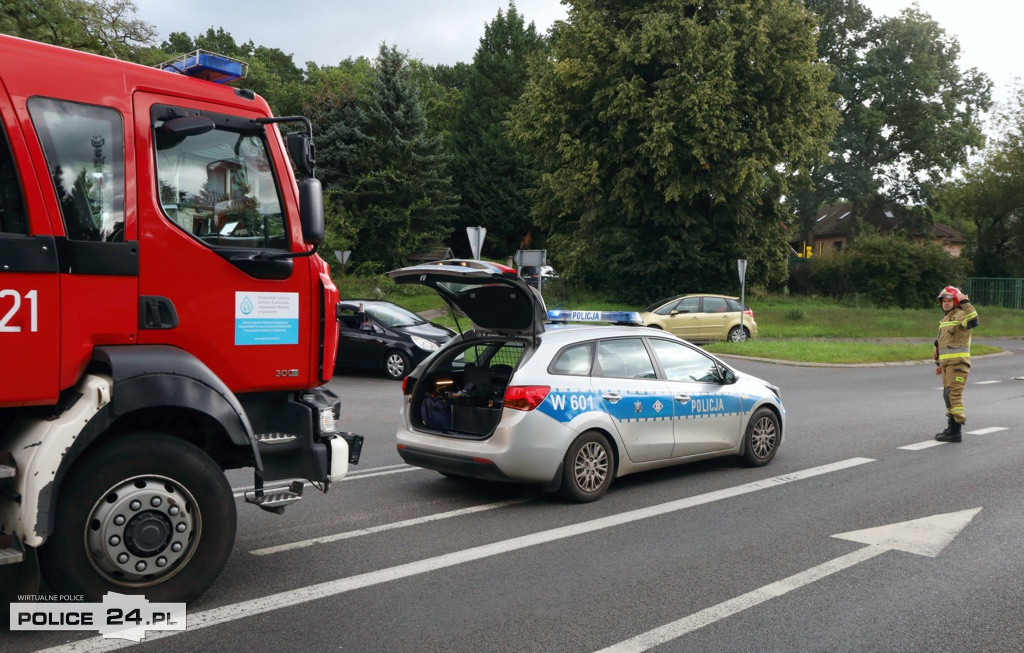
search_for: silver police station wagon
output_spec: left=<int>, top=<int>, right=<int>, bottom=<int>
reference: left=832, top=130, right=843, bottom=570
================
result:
left=389, top=260, right=785, bottom=502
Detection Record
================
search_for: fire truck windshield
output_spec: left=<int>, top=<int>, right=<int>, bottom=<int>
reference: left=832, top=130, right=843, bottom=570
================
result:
left=155, top=117, right=287, bottom=251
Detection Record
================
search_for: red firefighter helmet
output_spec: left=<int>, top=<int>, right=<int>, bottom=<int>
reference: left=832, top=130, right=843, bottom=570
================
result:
left=937, top=286, right=960, bottom=305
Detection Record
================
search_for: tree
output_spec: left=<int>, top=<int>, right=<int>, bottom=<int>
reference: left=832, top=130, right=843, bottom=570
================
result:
left=509, top=0, right=837, bottom=301
left=937, top=86, right=1024, bottom=278
left=794, top=1, right=992, bottom=236
left=1, top=0, right=156, bottom=60
left=406, top=60, right=472, bottom=143
left=449, top=3, right=548, bottom=258
left=315, top=45, right=458, bottom=274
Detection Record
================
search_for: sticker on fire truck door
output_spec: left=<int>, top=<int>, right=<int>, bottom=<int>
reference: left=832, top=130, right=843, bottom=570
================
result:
left=235, top=292, right=298, bottom=345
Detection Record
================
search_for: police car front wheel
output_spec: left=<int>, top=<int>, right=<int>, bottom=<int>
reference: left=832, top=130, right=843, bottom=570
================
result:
left=742, top=407, right=779, bottom=466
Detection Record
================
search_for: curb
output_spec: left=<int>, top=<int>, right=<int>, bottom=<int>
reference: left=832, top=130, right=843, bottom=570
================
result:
left=714, top=349, right=1012, bottom=368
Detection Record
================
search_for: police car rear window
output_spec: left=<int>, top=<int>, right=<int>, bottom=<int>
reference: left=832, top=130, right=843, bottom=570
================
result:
left=550, top=343, right=593, bottom=376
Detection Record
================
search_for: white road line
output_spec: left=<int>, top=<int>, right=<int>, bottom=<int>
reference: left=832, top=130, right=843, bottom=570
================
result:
left=38, top=457, right=874, bottom=653
left=967, top=426, right=1009, bottom=435
left=899, top=441, right=947, bottom=450
left=596, top=545, right=889, bottom=653
left=250, top=498, right=533, bottom=555
left=231, top=466, right=419, bottom=498
left=975, top=380, right=1001, bottom=385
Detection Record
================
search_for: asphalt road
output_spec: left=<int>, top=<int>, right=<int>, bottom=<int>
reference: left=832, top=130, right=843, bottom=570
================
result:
left=5, top=338, right=1023, bottom=652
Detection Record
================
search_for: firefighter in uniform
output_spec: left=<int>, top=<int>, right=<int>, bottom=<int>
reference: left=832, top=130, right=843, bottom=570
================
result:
left=934, top=286, right=979, bottom=442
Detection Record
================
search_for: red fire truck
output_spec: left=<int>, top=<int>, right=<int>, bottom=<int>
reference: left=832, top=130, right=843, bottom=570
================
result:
left=0, top=35, right=361, bottom=604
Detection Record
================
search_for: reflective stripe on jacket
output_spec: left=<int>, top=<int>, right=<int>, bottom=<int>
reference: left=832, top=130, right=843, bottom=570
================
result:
left=935, top=301, right=978, bottom=367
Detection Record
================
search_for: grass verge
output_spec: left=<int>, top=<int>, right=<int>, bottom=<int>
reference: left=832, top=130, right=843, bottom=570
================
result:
left=703, top=340, right=1003, bottom=364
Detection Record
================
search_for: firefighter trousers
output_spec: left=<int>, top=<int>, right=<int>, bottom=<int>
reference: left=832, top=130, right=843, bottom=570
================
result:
left=941, top=363, right=969, bottom=424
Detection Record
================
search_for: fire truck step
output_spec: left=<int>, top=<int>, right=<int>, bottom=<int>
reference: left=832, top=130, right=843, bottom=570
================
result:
left=0, top=451, right=15, bottom=479
left=0, top=534, right=25, bottom=566
left=244, top=480, right=304, bottom=514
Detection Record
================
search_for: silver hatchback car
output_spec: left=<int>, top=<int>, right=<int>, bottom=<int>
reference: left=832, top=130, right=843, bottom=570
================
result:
left=389, top=260, right=785, bottom=502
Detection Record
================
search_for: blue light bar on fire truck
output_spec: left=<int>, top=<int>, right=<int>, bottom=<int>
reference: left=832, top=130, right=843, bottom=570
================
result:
left=157, top=50, right=248, bottom=84
left=546, top=309, right=643, bottom=326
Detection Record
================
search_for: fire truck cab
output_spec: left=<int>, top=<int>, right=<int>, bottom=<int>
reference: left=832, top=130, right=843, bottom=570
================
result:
left=0, top=35, right=360, bottom=603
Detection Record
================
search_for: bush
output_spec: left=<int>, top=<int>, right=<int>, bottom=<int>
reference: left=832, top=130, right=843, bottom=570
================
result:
left=793, top=233, right=973, bottom=308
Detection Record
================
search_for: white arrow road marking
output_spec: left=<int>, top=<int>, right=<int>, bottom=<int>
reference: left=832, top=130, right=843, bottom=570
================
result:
left=35, top=457, right=873, bottom=653
left=832, top=508, right=981, bottom=557
left=595, top=508, right=981, bottom=653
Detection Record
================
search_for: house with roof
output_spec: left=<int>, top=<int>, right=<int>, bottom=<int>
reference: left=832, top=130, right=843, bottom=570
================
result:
left=791, top=201, right=966, bottom=258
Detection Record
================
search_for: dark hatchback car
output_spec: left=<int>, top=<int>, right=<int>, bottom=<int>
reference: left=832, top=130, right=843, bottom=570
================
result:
left=336, top=300, right=456, bottom=380
left=519, top=265, right=558, bottom=284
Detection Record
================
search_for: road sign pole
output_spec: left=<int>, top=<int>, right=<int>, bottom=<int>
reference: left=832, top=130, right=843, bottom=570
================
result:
left=737, top=259, right=748, bottom=341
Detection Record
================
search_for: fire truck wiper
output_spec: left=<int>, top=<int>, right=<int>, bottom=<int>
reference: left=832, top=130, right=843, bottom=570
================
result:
left=240, top=246, right=318, bottom=262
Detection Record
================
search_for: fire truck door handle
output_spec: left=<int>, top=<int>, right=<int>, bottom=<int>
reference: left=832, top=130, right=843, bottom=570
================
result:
left=140, top=296, right=179, bottom=330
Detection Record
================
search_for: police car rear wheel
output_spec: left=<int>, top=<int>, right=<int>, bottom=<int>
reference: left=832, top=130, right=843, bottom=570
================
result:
left=560, top=431, right=613, bottom=502
left=742, top=408, right=779, bottom=466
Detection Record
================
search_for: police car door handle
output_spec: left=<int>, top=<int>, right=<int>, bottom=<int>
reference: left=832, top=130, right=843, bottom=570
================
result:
left=675, top=395, right=691, bottom=404
left=602, top=393, right=622, bottom=404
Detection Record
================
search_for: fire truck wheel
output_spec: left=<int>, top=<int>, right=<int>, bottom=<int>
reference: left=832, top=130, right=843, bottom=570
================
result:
left=39, top=433, right=237, bottom=603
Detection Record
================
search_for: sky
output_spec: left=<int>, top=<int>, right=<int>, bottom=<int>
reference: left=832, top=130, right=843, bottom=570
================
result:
left=134, top=0, right=1021, bottom=107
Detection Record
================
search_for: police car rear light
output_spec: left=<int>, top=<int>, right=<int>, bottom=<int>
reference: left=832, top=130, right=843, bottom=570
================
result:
left=504, top=385, right=550, bottom=411
left=402, top=376, right=413, bottom=395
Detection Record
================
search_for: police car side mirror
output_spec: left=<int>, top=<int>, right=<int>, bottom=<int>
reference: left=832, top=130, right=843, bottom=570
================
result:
left=718, top=367, right=737, bottom=385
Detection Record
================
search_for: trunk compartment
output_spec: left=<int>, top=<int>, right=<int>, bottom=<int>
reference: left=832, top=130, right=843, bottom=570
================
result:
left=411, top=339, right=525, bottom=438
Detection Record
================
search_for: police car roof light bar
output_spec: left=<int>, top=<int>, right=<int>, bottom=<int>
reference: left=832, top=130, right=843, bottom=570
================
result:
left=157, top=50, right=249, bottom=84
left=546, top=309, right=643, bottom=326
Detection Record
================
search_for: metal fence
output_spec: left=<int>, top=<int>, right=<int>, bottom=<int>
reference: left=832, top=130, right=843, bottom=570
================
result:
left=965, top=277, right=1024, bottom=309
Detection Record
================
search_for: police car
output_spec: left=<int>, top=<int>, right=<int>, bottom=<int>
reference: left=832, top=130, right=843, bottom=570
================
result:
left=388, top=260, right=785, bottom=502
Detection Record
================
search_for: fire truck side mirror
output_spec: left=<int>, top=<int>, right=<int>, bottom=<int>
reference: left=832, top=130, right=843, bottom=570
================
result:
left=286, top=132, right=316, bottom=178
left=298, top=176, right=324, bottom=246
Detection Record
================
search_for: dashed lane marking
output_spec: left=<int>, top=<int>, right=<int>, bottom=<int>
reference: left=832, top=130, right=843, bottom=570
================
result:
left=250, top=498, right=533, bottom=555
left=967, top=426, right=1009, bottom=435
left=900, top=426, right=1009, bottom=449
left=900, top=441, right=947, bottom=450
left=231, top=465, right=420, bottom=498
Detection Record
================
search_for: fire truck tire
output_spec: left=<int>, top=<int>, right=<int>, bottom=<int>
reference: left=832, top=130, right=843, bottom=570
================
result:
left=39, top=433, right=237, bottom=603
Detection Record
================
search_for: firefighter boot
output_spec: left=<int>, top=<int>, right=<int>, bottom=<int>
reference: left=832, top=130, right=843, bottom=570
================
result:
left=935, top=418, right=962, bottom=442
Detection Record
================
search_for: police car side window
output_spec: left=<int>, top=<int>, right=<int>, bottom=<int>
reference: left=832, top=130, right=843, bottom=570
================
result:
left=0, top=125, right=28, bottom=235
left=550, top=343, right=593, bottom=376
left=27, top=98, right=125, bottom=242
left=648, top=338, right=719, bottom=383
left=596, top=338, right=656, bottom=379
